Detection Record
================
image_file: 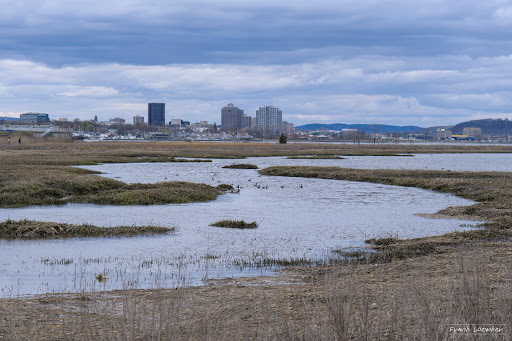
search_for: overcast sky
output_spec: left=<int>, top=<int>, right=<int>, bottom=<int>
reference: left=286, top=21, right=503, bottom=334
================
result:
left=1, top=0, right=512, bottom=127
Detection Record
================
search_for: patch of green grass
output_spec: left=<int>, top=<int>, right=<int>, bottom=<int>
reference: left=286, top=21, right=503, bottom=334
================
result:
left=0, top=219, right=175, bottom=239
left=210, top=220, right=258, bottom=229
left=222, top=163, right=259, bottom=169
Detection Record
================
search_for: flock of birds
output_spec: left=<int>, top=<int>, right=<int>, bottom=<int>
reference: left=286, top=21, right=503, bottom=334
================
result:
left=163, top=170, right=304, bottom=195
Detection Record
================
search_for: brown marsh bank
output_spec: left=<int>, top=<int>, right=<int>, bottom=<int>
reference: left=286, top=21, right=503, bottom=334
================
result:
left=0, top=219, right=174, bottom=239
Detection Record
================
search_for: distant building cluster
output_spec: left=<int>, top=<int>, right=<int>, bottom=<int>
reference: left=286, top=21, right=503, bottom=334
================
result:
left=1, top=107, right=512, bottom=143
left=436, top=127, right=482, bottom=141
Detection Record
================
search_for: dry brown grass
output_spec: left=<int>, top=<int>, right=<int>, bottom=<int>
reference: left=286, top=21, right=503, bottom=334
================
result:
left=1, top=243, right=510, bottom=340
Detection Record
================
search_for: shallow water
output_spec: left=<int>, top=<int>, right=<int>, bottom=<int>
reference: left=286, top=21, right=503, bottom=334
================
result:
left=0, top=155, right=486, bottom=296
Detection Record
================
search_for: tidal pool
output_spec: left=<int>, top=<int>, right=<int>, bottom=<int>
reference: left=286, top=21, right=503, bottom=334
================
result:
left=0, top=156, right=481, bottom=296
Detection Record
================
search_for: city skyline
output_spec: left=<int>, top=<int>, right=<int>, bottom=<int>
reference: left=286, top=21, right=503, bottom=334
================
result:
left=1, top=1, right=512, bottom=126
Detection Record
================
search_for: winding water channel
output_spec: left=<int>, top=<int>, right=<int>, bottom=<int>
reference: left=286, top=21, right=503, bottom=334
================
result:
left=2, top=153, right=505, bottom=296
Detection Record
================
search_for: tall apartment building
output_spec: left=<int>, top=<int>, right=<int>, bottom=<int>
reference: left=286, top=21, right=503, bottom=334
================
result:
left=282, top=121, right=294, bottom=135
left=133, top=115, right=145, bottom=125
left=242, top=115, right=252, bottom=129
left=221, top=103, right=244, bottom=131
left=148, top=103, right=165, bottom=126
left=256, top=105, right=282, bottom=135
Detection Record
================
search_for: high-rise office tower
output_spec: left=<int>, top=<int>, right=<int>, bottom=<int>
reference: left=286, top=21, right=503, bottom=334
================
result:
left=256, top=105, right=282, bottom=135
left=148, top=103, right=165, bottom=126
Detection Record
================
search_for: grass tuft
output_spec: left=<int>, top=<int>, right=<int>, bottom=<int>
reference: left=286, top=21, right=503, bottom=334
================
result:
left=0, top=219, right=174, bottom=239
left=216, top=184, right=234, bottom=191
left=222, top=163, right=259, bottom=169
left=210, top=220, right=258, bottom=229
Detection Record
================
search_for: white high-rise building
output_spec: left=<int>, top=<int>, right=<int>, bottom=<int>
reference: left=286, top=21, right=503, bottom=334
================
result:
left=256, top=105, right=282, bottom=135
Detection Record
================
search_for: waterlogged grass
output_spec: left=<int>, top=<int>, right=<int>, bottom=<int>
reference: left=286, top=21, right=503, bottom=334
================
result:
left=0, top=219, right=174, bottom=239
left=221, top=163, right=259, bottom=169
left=210, top=220, right=258, bottom=229
left=233, top=256, right=317, bottom=267
left=365, top=237, right=400, bottom=246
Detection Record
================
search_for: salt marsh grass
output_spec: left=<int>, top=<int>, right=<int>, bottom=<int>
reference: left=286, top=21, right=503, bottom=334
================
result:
left=0, top=219, right=174, bottom=239
left=221, top=163, right=259, bottom=169
left=210, top=220, right=258, bottom=229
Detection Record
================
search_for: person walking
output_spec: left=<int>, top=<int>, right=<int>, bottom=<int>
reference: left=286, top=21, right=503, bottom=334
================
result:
left=8, top=136, right=10, bottom=145
left=18, top=137, right=21, bottom=144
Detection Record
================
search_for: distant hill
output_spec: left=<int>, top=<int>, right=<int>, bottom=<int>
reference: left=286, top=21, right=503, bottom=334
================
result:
left=450, top=119, right=512, bottom=136
left=295, top=123, right=423, bottom=133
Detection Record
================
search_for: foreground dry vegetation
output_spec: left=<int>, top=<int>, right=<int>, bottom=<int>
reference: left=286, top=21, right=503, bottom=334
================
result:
left=1, top=140, right=512, bottom=339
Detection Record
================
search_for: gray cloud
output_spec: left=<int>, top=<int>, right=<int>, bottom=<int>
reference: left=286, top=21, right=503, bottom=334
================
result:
left=1, top=0, right=512, bottom=126
left=1, top=54, right=512, bottom=126
left=2, top=0, right=512, bottom=65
